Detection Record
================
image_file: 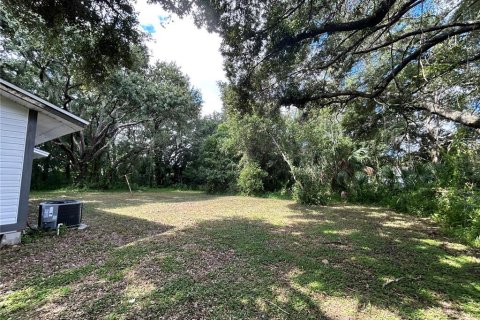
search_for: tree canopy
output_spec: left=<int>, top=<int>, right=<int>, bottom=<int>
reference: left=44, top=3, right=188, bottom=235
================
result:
left=1, top=0, right=148, bottom=82
left=158, top=0, right=480, bottom=128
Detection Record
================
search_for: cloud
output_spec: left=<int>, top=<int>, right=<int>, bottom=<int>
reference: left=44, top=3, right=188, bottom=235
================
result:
left=136, top=0, right=226, bottom=115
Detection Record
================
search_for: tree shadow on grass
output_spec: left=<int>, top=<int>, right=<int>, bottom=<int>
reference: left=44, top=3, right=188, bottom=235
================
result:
left=285, top=204, right=480, bottom=316
left=1, top=198, right=174, bottom=291
left=5, top=191, right=223, bottom=279
left=1, top=199, right=479, bottom=319
left=63, top=190, right=221, bottom=205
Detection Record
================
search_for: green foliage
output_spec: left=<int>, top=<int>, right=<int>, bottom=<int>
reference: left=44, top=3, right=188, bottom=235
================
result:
left=292, top=168, right=330, bottom=205
left=1, top=0, right=202, bottom=189
left=347, top=127, right=480, bottom=246
left=380, top=188, right=437, bottom=216
left=218, top=101, right=292, bottom=193
left=163, top=0, right=480, bottom=129
left=237, top=158, right=267, bottom=195
left=436, top=187, right=480, bottom=246
left=3, top=0, right=479, bottom=248
left=270, top=109, right=361, bottom=205
left=1, top=0, right=146, bottom=82
left=185, top=123, right=239, bottom=193
left=376, top=185, right=480, bottom=247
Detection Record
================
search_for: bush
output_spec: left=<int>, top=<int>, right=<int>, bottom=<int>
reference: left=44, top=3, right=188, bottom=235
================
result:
left=435, top=186, right=480, bottom=246
left=382, top=187, right=438, bottom=216
left=349, top=176, right=384, bottom=204
left=292, top=168, right=330, bottom=205
left=292, top=183, right=329, bottom=205
left=368, top=185, right=480, bottom=247
left=237, top=161, right=267, bottom=195
left=203, top=166, right=238, bottom=193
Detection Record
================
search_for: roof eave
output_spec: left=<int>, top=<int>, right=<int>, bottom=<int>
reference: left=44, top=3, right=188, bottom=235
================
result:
left=0, top=79, right=89, bottom=128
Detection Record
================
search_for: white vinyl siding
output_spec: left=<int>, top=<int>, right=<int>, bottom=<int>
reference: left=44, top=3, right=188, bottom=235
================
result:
left=0, top=97, right=28, bottom=226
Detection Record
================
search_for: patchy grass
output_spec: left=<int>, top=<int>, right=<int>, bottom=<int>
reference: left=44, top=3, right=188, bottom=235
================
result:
left=1, top=190, right=479, bottom=319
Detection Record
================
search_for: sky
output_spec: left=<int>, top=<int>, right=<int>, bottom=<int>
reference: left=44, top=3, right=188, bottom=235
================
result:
left=135, top=0, right=226, bottom=115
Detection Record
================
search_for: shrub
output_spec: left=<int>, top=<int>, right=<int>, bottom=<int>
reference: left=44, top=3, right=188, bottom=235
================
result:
left=292, top=183, right=329, bottom=205
left=368, top=185, right=480, bottom=247
left=292, top=168, right=330, bottom=205
left=382, top=187, right=438, bottom=216
left=435, top=186, right=480, bottom=246
left=203, top=166, right=238, bottom=193
left=237, top=161, right=267, bottom=195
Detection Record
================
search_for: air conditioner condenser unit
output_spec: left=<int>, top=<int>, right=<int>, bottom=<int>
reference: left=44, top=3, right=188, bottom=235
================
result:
left=38, top=200, right=83, bottom=230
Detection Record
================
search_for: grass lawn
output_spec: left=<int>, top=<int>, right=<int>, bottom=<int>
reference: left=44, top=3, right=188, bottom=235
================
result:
left=1, top=190, right=479, bottom=319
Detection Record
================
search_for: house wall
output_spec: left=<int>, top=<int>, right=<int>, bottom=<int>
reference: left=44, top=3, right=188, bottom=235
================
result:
left=0, top=96, right=28, bottom=232
left=0, top=80, right=85, bottom=241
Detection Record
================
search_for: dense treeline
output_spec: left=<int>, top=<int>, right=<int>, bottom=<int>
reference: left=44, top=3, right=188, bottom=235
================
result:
left=1, top=0, right=479, bottom=245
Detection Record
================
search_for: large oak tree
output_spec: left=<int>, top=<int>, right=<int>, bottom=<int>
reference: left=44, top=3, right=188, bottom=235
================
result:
left=158, top=0, right=480, bottom=129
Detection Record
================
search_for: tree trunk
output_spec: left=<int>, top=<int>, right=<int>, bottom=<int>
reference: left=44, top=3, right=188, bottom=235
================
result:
left=154, top=153, right=163, bottom=186
left=269, top=133, right=302, bottom=189
left=65, top=161, right=71, bottom=182
left=42, top=156, right=50, bottom=182
left=74, top=161, right=88, bottom=187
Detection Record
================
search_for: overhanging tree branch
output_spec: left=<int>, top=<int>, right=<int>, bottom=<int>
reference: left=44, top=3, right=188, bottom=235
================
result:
left=280, top=24, right=480, bottom=102
left=279, top=23, right=480, bottom=128
left=354, top=21, right=480, bottom=55
left=273, top=0, right=397, bottom=51
left=414, top=103, right=480, bottom=129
